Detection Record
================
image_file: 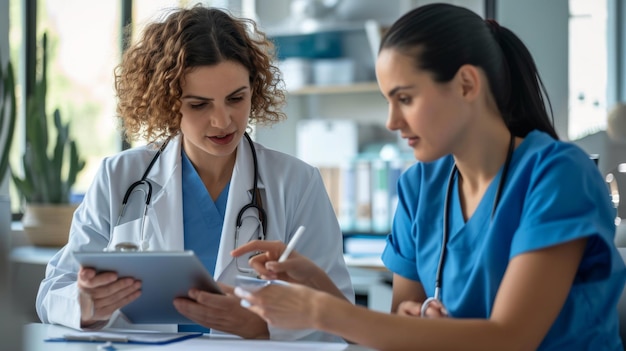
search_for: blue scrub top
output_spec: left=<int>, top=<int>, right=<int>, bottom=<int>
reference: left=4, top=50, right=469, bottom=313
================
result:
left=382, top=130, right=626, bottom=350
left=178, top=150, right=230, bottom=333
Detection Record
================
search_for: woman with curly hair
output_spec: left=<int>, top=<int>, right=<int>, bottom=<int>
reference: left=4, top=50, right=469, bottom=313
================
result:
left=36, top=4, right=353, bottom=341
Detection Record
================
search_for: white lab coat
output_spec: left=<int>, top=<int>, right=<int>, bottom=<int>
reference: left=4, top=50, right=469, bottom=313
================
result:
left=36, top=134, right=354, bottom=341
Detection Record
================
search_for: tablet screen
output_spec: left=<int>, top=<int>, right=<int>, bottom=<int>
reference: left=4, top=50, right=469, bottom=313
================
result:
left=73, top=250, right=223, bottom=324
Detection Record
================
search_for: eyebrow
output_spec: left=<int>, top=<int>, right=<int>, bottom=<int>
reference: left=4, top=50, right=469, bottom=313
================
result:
left=181, top=86, right=249, bottom=100
left=388, top=85, right=415, bottom=97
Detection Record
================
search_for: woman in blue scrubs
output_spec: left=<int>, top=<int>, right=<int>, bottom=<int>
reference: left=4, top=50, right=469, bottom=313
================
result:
left=233, top=3, right=626, bottom=350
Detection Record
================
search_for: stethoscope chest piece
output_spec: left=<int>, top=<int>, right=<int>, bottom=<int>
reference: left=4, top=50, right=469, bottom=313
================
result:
left=114, top=242, right=140, bottom=252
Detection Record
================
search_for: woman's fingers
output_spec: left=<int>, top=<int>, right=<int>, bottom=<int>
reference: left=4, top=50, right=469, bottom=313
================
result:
left=422, top=299, right=448, bottom=317
left=397, top=300, right=448, bottom=318
left=78, top=268, right=118, bottom=289
left=91, top=284, right=142, bottom=320
left=81, top=277, right=137, bottom=299
left=216, top=282, right=234, bottom=295
left=231, top=240, right=285, bottom=258
left=397, top=300, right=423, bottom=316
left=234, top=284, right=319, bottom=330
left=232, top=240, right=314, bottom=283
left=78, top=267, right=142, bottom=323
left=174, top=290, right=269, bottom=339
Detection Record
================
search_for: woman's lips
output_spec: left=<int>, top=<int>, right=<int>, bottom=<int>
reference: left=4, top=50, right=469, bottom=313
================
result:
left=208, top=133, right=235, bottom=145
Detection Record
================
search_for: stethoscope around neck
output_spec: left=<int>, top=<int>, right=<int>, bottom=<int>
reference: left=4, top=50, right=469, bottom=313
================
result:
left=112, top=132, right=266, bottom=256
left=420, top=133, right=515, bottom=317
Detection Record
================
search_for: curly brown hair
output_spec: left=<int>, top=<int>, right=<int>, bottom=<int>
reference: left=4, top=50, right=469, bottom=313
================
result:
left=114, top=4, right=286, bottom=143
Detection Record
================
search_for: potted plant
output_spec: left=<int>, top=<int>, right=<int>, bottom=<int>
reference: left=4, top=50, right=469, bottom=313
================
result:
left=11, top=33, right=85, bottom=247
left=0, top=51, right=17, bottom=239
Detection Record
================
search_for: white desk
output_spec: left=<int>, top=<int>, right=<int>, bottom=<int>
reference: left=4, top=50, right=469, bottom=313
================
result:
left=343, top=253, right=392, bottom=312
left=22, top=323, right=376, bottom=351
left=10, top=245, right=60, bottom=264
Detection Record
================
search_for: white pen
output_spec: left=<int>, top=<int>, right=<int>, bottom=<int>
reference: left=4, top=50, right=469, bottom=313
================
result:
left=278, top=225, right=306, bottom=262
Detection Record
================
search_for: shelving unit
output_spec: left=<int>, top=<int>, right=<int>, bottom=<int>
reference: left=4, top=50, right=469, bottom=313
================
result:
left=265, top=20, right=368, bottom=37
left=288, top=81, right=380, bottom=96
left=254, top=0, right=408, bottom=238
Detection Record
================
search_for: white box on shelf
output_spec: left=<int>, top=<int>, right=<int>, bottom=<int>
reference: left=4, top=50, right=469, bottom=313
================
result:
left=297, top=119, right=356, bottom=166
left=297, top=119, right=379, bottom=167
left=312, top=58, right=355, bottom=86
left=278, top=58, right=312, bottom=90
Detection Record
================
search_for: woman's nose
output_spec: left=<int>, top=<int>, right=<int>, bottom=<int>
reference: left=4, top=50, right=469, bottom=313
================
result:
left=386, top=105, right=404, bottom=131
left=210, top=104, right=232, bottom=129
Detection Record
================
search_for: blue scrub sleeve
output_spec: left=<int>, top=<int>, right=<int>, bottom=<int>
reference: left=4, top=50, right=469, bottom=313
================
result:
left=381, top=165, right=422, bottom=281
left=512, top=146, right=618, bottom=282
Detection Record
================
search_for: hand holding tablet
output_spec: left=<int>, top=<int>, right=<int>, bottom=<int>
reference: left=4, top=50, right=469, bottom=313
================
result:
left=73, top=250, right=222, bottom=324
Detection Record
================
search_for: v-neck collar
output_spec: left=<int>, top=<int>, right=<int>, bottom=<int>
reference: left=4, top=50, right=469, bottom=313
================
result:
left=448, top=168, right=502, bottom=248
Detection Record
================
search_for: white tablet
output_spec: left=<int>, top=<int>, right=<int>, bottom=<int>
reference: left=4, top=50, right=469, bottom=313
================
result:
left=73, top=250, right=223, bottom=324
left=235, top=275, right=290, bottom=292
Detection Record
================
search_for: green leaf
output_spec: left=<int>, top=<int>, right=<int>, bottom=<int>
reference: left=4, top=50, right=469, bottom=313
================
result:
left=0, top=60, right=16, bottom=185
left=11, top=32, right=85, bottom=204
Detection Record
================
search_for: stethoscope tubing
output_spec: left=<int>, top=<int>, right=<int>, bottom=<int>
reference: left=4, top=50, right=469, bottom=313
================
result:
left=114, top=132, right=266, bottom=252
left=236, top=132, right=267, bottom=241
left=422, top=132, right=515, bottom=317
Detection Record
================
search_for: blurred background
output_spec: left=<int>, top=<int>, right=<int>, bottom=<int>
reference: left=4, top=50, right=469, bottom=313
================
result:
left=0, top=1, right=623, bottom=348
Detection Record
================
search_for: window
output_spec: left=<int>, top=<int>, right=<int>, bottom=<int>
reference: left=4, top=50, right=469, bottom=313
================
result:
left=9, top=0, right=122, bottom=212
left=38, top=0, right=122, bottom=195
left=7, top=0, right=216, bottom=213
left=569, top=0, right=608, bottom=140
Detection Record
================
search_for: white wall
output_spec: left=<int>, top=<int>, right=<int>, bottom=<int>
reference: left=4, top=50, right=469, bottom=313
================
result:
left=497, top=0, right=569, bottom=140
left=607, top=0, right=626, bottom=107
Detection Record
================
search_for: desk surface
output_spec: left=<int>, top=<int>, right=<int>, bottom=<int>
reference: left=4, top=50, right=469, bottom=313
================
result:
left=10, top=245, right=391, bottom=297
left=11, top=246, right=388, bottom=267
left=10, top=246, right=61, bottom=264
left=23, top=323, right=376, bottom=351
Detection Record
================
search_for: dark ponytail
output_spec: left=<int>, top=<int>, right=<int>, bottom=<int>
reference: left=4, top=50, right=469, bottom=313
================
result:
left=485, top=20, right=557, bottom=139
left=380, top=4, right=558, bottom=140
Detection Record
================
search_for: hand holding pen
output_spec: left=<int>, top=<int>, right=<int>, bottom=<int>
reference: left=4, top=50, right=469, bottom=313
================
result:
left=278, top=225, right=306, bottom=262
left=232, top=226, right=349, bottom=302
left=230, top=226, right=319, bottom=282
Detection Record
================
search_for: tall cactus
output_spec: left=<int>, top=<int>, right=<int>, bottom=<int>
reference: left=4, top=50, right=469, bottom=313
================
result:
left=0, top=52, right=16, bottom=186
left=12, top=33, right=86, bottom=204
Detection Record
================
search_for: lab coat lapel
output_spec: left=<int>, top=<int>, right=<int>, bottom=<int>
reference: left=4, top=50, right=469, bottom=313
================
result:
left=144, top=135, right=185, bottom=251
left=214, top=136, right=265, bottom=279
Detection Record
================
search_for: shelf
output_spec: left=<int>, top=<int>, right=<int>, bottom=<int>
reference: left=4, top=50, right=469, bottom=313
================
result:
left=265, top=20, right=366, bottom=37
left=288, top=82, right=380, bottom=96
